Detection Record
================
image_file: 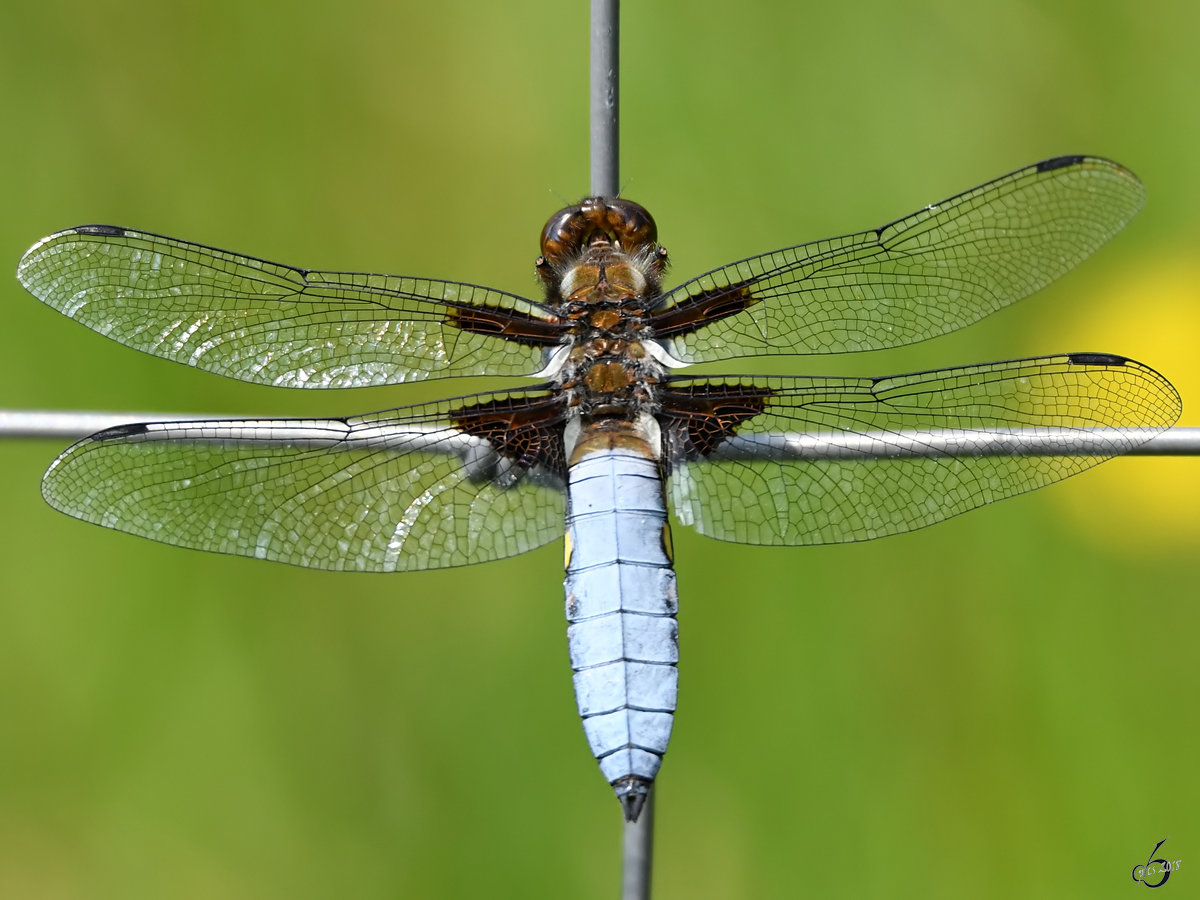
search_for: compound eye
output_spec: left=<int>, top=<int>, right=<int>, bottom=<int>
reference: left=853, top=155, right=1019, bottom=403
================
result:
left=540, top=204, right=586, bottom=269
left=604, top=199, right=657, bottom=248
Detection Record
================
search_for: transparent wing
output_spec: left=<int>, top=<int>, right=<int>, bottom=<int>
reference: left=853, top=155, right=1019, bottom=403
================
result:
left=653, top=157, right=1145, bottom=362
left=41, top=390, right=568, bottom=571
left=17, top=226, right=563, bottom=388
left=664, top=354, right=1180, bottom=544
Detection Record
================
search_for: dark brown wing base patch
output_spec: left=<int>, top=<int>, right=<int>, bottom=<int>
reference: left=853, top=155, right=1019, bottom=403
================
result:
left=446, top=303, right=565, bottom=344
left=451, top=393, right=568, bottom=477
left=659, top=382, right=773, bottom=460
left=646, top=282, right=758, bottom=338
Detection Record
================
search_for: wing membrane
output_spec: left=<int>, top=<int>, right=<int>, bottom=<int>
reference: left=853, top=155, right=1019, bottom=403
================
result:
left=17, top=226, right=562, bottom=388
left=664, top=354, right=1180, bottom=544
left=654, top=157, right=1145, bottom=362
left=41, top=390, right=567, bottom=571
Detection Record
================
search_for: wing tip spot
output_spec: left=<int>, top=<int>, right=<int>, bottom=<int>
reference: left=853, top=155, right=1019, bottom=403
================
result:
left=75, top=224, right=128, bottom=237
left=94, top=422, right=150, bottom=440
left=1036, top=155, right=1086, bottom=173
left=1068, top=352, right=1127, bottom=367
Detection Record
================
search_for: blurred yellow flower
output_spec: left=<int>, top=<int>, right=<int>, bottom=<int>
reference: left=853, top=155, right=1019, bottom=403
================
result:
left=1040, top=250, right=1199, bottom=553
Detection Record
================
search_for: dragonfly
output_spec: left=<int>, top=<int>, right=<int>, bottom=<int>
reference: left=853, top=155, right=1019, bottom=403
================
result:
left=17, top=155, right=1181, bottom=821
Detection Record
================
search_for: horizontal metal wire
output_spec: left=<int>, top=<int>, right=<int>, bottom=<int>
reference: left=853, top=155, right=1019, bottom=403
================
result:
left=715, top=427, right=1200, bottom=459
left=2, top=409, right=1197, bottom=457
left=2, top=410, right=214, bottom=439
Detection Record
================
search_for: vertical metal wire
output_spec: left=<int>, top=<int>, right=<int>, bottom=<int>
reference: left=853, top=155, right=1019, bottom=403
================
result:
left=590, top=0, right=620, bottom=198
left=621, top=787, right=654, bottom=900
left=590, top=2, right=655, bottom=896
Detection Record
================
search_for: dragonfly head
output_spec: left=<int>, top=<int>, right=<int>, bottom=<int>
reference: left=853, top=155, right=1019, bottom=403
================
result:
left=537, top=198, right=666, bottom=291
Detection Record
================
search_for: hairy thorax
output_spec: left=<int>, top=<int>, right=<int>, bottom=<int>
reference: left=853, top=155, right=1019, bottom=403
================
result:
left=537, top=198, right=672, bottom=418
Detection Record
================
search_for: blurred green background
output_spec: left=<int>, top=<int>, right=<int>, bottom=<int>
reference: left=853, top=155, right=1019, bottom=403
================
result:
left=2, top=1, right=1197, bottom=897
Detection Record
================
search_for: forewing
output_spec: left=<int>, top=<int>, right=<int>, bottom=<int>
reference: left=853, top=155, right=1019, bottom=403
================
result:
left=652, top=157, right=1145, bottom=362
left=18, top=226, right=564, bottom=388
left=41, top=390, right=568, bottom=571
left=663, top=355, right=1180, bottom=544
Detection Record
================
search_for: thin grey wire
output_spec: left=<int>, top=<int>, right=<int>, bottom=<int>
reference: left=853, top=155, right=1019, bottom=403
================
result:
left=622, top=787, right=653, bottom=900
left=590, top=0, right=619, bottom=198
left=2, top=412, right=1198, bottom=456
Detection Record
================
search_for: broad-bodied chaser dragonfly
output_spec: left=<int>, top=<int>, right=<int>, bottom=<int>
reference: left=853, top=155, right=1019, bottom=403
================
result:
left=17, top=156, right=1181, bottom=820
